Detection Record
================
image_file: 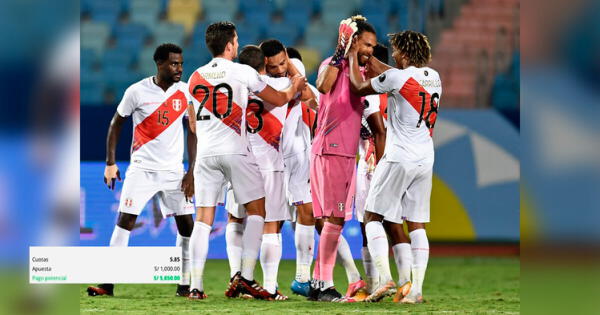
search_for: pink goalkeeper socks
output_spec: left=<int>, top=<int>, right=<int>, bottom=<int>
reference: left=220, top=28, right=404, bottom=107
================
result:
left=318, top=222, right=343, bottom=284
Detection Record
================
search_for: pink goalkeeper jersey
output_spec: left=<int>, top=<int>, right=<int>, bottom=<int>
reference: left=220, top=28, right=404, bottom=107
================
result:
left=311, top=57, right=365, bottom=158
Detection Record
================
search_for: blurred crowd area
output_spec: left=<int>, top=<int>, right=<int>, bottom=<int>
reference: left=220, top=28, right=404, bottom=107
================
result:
left=81, top=0, right=519, bottom=121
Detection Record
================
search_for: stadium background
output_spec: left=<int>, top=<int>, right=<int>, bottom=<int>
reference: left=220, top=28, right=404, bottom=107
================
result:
left=80, top=0, right=520, bottom=258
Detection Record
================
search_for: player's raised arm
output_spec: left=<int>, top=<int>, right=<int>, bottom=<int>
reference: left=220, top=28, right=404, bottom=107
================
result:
left=316, top=18, right=357, bottom=94
left=366, top=112, right=386, bottom=163
left=256, top=75, right=306, bottom=107
left=104, top=112, right=126, bottom=189
left=348, top=46, right=377, bottom=96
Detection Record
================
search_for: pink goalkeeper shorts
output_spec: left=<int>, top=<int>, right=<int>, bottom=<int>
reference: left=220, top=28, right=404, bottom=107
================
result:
left=310, top=153, right=356, bottom=221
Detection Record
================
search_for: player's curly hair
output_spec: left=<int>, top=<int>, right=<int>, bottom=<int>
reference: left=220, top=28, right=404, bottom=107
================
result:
left=351, top=15, right=376, bottom=36
left=388, top=30, right=432, bottom=67
left=153, top=43, right=182, bottom=63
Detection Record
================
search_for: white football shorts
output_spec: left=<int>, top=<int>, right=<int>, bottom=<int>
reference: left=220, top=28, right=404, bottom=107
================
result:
left=194, top=154, right=265, bottom=207
left=283, top=150, right=312, bottom=206
left=118, top=167, right=194, bottom=217
left=365, top=156, right=433, bottom=224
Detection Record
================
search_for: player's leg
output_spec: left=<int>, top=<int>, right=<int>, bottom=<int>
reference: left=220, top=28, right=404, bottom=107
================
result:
left=285, top=152, right=316, bottom=296
left=383, top=221, right=413, bottom=302
left=87, top=168, right=155, bottom=297
left=292, top=202, right=315, bottom=297
left=364, top=159, right=409, bottom=302
left=260, top=221, right=285, bottom=299
left=259, top=170, right=289, bottom=300
left=399, top=166, right=432, bottom=304
left=359, top=222, right=379, bottom=296
left=188, top=156, right=226, bottom=299
left=313, top=155, right=355, bottom=302
left=355, top=161, right=379, bottom=296
left=225, top=154, right=271, bottom=299
left=226, top=213, right=244, bottom=279
left=174, top=214, right=194, bottom=297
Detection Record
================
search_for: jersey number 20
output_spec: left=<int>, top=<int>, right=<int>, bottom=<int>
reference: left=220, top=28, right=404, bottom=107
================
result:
left=192, top=83, right=233, bottom=121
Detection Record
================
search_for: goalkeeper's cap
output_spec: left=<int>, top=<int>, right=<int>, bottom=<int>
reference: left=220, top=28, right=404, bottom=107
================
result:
left=290, top=58, right=306, bottom=76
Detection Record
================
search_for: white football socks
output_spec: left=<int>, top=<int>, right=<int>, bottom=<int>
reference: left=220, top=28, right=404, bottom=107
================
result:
left=176, top=234, right=191, bottom=286
left=260, top=233, right=282, bottom=294
left=294, top=223, right=314, bottom=282
left=410, top=229, right=429, bottom=296
left=361, top=246, right=379, bottom=292
left=392, top=242, right=412, bottom=286
left=225, top=222, right=243, bottom=278
left=365, top=221, right=392, bottom=284
left=336, top=235, right=362, bottom=284
left=190, top=221, right=211, bottom=292
left=240, top=215, right=264, bottom=280
left=109, top=225, right=130, bottom=247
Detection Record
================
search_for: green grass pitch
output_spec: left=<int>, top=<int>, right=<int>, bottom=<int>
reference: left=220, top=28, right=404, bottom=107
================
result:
left=80, top=257, right=519, bottom=314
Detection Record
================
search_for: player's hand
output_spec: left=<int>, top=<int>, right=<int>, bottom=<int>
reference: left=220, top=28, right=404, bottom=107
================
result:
left=103, top=164, right=121, bottom=190
left=181, top=171, right=194, bottom=202
left=338, top=18, right=358, bottom=57
left=291, top=75, right=307, bottom=93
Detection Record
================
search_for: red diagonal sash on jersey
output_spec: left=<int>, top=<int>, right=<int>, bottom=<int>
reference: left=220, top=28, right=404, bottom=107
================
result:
left=379, top=93, right=388, bottom=121
left=132, top=90, right=187, bottom=152
left=400, top=77, right=438, bottom=137
left=247, top=98, right=283, bottom=150
left=189, top=71, right=243, bottom=135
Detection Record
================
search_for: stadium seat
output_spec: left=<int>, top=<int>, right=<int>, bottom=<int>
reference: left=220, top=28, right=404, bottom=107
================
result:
left=88, top=0, right=122, bottom=25
left=137, top=46, right=157, bottom=77
left=81, top=20, right=110, bottom=56
left=362, top=11, right=389, bottom=42
left=129, top=0, right=163, bottom=30
left=102, top=48, right=135, bottom=73
left=266, top=20, right=300, bottom=47
left=167, top=0, right=201, bottom=34
left=203, top=0, right=239, bottom=21
left=242, top=9, right=271, bottom=32
left=81, top=66, right=105, bottom=105
left=360, top=0, right=391, bottom=16
left=81, top=48, right=98, bottom=71
left=239, top=0, right=274, bottom=16
left=113, top=22, right=149, bottom=51
left=152, top=22, right=186, bottom=46
left=283, top=7, right=312, bottom=35
left=296, top=46, right=322, bottom=74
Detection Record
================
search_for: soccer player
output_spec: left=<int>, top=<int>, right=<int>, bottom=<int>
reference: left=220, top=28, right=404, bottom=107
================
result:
left=347, top=30, right=441, bottom=304
left=310, top=16, right=379, bottom=302
left=185, top=22, right=305, bottom=300
left=243, top=44, right=300, bottom=300
left=87, top=43, right=196, bottom=297
left=353, top=43, right=389, bottom=300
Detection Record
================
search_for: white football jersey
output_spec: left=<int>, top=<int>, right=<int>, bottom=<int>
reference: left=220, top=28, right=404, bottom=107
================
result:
left=117, top=77, right=189, bottom=171
left=281, top=84, right=319, bottom=158
left=370, top=66, right=442, bottom=163
left=188, top=57, right=267, bottom=157
left=357, top=93, right=386, bottom=162
left=247, top=75, right=290, bottom=171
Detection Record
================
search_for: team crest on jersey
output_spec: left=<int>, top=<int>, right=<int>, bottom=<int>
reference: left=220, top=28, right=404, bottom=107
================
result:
left=125, top=198, right=133, bottom=208
left=338, top=203, right=345, bottom=211
left=172, top=99, right=182, bottom=111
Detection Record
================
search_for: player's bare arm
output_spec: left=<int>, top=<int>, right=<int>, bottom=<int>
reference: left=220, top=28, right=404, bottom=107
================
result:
left=182, top=104, right=196, bottom=200
left=299, top=85, right=318, bottom=110
left=348, top=48, right=377, bottom=96
left=256, top=75, right=307, bottom=106
left=104, top=112, right=126, bottom=190
left=366, top=112, right=386, bottom=163
left=315, top=63, right=340, bottom=94
left=366, top=54, right=392, bottom=77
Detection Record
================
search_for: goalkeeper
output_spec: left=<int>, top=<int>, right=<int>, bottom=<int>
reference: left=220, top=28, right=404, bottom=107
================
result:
left=310, top=16, right=380, bottom=302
